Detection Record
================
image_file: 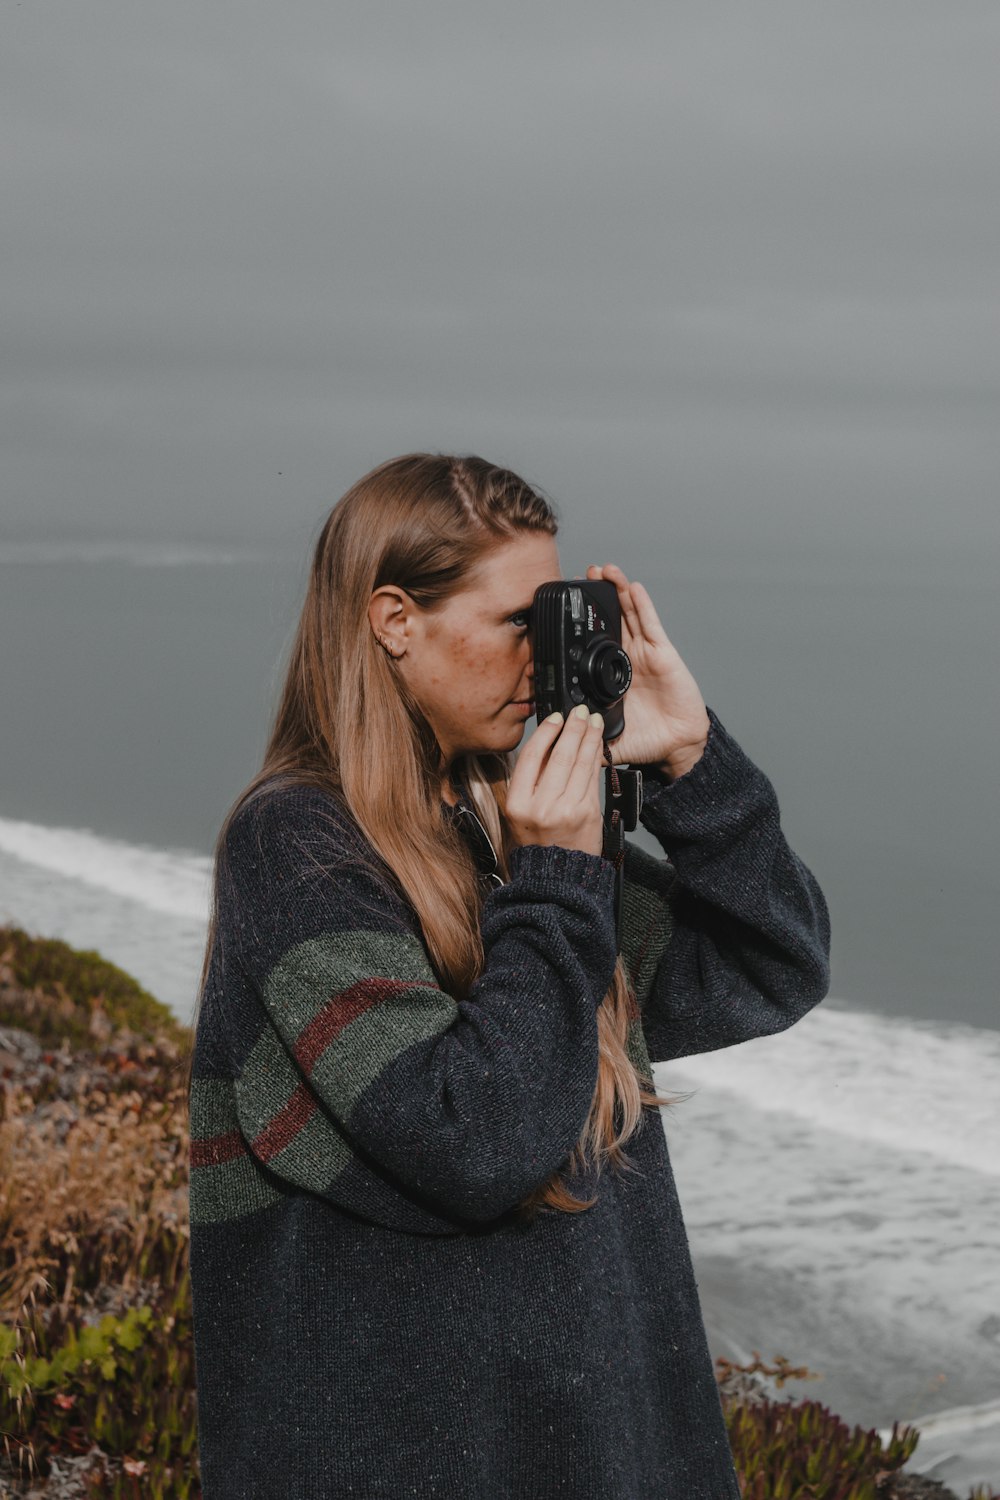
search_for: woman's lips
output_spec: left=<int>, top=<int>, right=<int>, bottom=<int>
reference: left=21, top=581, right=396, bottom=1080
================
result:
left=510, top=699, right=536, bottom=716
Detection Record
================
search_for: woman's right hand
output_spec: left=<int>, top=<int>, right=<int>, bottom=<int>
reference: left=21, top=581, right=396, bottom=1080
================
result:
left=506, top=705, right=607, bottom=859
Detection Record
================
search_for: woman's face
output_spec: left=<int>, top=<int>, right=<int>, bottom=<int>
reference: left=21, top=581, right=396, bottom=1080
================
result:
left=374, top=530, right=561, bottom=774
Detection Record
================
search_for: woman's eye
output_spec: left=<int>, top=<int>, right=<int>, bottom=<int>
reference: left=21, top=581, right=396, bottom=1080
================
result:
left=509, top=612, right=530, bottom=630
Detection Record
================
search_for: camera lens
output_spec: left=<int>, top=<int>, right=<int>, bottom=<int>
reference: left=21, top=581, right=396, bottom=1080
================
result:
left=580, top=640, right=632, bottom=705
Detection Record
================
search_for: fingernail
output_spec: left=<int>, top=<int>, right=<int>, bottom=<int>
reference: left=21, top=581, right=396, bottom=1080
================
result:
left=588, top=712, right=603, bottom=728
left=546, top=711, right=564, bottom=724
left=574, top=703, right=590, bottom=720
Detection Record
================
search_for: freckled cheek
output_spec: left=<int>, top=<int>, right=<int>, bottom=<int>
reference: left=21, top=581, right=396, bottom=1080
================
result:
left=449, top=637, right=508, bottom=707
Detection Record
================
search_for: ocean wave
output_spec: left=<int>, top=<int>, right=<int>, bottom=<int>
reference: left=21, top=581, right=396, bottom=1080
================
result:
left=666, top=999, right=1000, bottom=1179
left=0, top=815, right=211, bottom=921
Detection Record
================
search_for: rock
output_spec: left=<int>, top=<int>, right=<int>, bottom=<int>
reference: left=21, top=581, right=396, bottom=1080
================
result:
left=0, top=1026, right=43, bottom=1066
left=891, top=1473, right=961, bottom=1500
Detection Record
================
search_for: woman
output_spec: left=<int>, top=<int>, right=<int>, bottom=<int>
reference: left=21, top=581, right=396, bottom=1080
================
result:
left=186, top=452, right=831, bottom=1498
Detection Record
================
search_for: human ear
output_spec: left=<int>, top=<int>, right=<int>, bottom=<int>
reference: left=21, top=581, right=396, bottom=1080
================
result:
left=368, top=586, right=411, bottom=659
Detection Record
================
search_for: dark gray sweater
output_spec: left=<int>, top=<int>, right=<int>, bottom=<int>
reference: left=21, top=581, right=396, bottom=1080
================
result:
left=188, top=705, right=831, bottom=1497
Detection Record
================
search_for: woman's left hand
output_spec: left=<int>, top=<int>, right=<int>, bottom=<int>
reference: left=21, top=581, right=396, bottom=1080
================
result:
left=585, top=563, right=711, bottom=780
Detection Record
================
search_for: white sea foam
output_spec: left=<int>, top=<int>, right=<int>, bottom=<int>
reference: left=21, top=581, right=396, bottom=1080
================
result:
left=661, top=1029, right=1000, bottom=1489
left=0, top=822, right=210, bottom=1024
left=877, top=1398, right=1000, bottom=1493
left=0, top=816, right=211, bottom=922
left=662, top=1000, right=1000, bottom=1180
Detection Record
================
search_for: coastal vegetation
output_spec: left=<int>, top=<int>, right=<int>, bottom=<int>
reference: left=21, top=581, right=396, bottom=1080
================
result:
left=0, top=924, right=994, bottom=1499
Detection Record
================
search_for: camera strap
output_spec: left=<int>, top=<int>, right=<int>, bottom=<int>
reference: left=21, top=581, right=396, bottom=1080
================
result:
left=602, top=757, right=643, bottom=951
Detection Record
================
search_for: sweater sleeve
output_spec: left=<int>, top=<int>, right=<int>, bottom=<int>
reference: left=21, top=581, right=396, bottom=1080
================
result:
left=217, top=785, right=619, bottom=1231
left=618, top=706, right=831, bottom=1064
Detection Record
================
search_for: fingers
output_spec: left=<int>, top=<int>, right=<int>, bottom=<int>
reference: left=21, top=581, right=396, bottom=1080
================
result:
left=510, top=710, right=567, bottom=795
left=562, top=710, right=607, bottom=806
left=586, top=561, right=638, bottom=642
left=599, top=563, right=642, bottom=643
left=540, top=704, right=602, bottom=800
left=512, top=704, right=603, bottom=803
left=506, top=705, right=606, bottom=855
left=587, top=563, right=668, bottom=647
left=626, top=579, right=669, bottom=645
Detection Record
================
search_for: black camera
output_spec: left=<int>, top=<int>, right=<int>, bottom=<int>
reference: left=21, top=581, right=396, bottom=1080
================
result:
left=530, top=580, right=632, bottom=741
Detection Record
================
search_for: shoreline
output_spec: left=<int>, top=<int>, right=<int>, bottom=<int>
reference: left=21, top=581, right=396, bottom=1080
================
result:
left=696, top=1253, right=1000, bottom=1495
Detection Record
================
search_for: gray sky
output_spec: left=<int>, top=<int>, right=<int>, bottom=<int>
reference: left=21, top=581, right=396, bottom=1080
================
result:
left=3, top=1, right=998, bottom=563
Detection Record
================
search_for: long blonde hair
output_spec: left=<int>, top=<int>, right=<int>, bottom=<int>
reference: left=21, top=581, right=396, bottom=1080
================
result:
left=186, top=453, right=677, bottom=1222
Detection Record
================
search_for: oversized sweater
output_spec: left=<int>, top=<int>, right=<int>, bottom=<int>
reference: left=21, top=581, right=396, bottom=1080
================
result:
left=188, top=705, right=831, bottom=1499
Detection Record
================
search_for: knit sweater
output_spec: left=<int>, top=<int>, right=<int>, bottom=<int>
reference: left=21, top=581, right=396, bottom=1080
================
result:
left=188, top=704, right=831, bottom=1499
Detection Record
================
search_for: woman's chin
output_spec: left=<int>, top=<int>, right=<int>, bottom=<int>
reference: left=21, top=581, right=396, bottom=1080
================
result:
left=470, top=726, right=529, bottom=758
left=505, top=714, right=534, bottom=744
left=454, top=713, right=534, bottom=761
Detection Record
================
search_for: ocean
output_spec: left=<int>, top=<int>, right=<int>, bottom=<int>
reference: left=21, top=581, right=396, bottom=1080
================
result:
left=0, top=539, right=997, bottom=1490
